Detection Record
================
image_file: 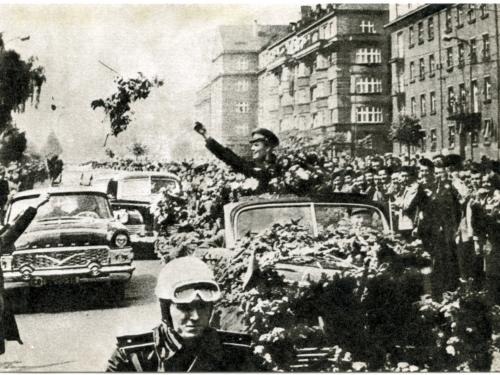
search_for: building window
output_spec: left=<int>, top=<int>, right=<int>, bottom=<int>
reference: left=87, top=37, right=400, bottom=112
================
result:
left=360, top=20, right=375, bottom=33
left=446, top=47, right=453, bottom=70
left=396, top=31, right=404, bottom=58
left=355, top=77, right=382, bottom=93
left=448, top=124, right=456, bottom=148
left=430, top=91, right=436, bottom=114
left=428, top=54, right=435, bottom=76
left=236, top=57, right=248, bottom=71
left=418, top=58, right=425, bottom=80
left=483, top=119, right=493, bottom=143
left=409, top=25, right=414, bottom=47
left=484, top=76, right=492, bottom=102
left=456, top=5, right=464, bottom=27
left=235, top=102, right=249, bottom=113
left=417, top=22, right=424, bottom=44
left=356, top=106, right=383, bottom=123
left=467, top=4, right=476, bottom=23
left=445, top=8, right=453, bottom=32
left=235, top=123, right=248, bottom=136
left=421, top=131, right=427, bottom=152
left=355, top=48, right=381, bottom=64
left=448, top=87, right=455, bottom=113
left=483, top=34, right=490, bottom=60
left=472, top=80, right=479, bottom=112
left=458, top=43, right=465, bottom=67
left=470, top=38, right=477, bottom=63
left=420, top=94, right=426, bottom=116
left=480, top=4, right=488, bottom=18
left=472, top=130, right=479, bottom=145
left=427, top=17, right=434, bottom=40
left=410, top=61, right=415, bottom=82
left=459, top=83, right=467, bottom=111
left=410, top=97, right=416, bottom=116
left=236, top=79, right=249, bottom=92
left=430, top=129, right=437, bottom=152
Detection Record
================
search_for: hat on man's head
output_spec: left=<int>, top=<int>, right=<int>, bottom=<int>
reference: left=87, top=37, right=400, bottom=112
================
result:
left=419, top=158, right=434, bottom=171
left=250, top=128, right=279, bottom=147
left=444, top=154, right=463, bottom=170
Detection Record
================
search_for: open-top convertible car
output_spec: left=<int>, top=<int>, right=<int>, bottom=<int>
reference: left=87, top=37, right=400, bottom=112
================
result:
left=93, top=171, right=181, bottom=247
left=0, top=187, right=135, bottom=293
left=216, top=193, right=392, bottom=281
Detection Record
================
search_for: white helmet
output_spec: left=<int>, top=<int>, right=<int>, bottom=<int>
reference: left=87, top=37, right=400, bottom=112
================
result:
left=155, top=256, right=221, bottom=303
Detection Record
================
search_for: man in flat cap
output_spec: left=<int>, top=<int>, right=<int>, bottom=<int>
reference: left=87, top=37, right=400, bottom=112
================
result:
left=194, top=122, right=278, bottom=193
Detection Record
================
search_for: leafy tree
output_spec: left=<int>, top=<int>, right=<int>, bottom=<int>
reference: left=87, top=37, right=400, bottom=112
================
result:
left=390, top=115, right=424, bottom=158
left=0, top=36, right=46, bottom=164
left=91, top=73, right=163, bottom=143
left=41, top=130, right=63, bottom=157
left=129, top=142, right=148, bottom=161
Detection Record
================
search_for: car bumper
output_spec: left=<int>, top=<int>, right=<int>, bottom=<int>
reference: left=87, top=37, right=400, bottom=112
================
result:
left=4, top=264, right=135, bottom=287
left=130, top=234, right=157, bottom=244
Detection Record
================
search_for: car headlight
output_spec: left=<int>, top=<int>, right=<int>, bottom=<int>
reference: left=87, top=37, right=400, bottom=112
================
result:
left=115, top=233, right=129, bottom=248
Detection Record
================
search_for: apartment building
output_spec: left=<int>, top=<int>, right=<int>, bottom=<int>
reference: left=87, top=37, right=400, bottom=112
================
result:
left=258, top=4, right=390, bottom=154
left=386, top=4, right=499, bottom=160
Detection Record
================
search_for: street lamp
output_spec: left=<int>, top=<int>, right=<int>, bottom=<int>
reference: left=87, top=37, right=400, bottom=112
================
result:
left=442, top=35, right=480, bottom=161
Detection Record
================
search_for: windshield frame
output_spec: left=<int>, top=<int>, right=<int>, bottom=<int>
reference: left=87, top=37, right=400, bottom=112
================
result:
left=230, top=201, right=389, bottom=246
left=117, top=176, right=180, bottom=200
left=6, top=192, right=113, bottom=224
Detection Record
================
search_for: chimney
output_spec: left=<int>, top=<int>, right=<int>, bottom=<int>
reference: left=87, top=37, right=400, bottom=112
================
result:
left=252, top=20, right=258, bottom=38
left=301, top=6, right=312, bottom=22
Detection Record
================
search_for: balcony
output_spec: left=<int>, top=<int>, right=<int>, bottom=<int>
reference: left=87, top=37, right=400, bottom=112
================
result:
left=294, top=40, right=324, bottom=60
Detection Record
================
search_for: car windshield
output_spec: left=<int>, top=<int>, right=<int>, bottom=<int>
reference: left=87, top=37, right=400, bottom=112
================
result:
left=235, top=203, right=386, bottom=240
left=315, top=204, right=385, bottom=234
left=7, top=193, right=112, bottom=224
left=119, top=177, right=179, bottom=199
left=236, top=205, right=314, bottom=239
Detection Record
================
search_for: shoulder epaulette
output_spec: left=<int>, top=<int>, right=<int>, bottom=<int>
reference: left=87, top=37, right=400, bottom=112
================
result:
left=217, top=330, right=252, bottom=349
left=116, top=332, right=155, bottom=354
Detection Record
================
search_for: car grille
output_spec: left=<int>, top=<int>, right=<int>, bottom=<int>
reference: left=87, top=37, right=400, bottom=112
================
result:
left=12, top=247, right=109, bottom=270
left=126, top=224, right=145, bottom=235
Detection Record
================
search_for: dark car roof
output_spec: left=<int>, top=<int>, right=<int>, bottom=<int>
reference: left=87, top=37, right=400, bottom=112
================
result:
left=12, top=186, right=109, bottom=200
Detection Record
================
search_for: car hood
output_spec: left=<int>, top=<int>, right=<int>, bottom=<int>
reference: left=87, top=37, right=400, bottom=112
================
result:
left=13, top=217, right=123, bottom=251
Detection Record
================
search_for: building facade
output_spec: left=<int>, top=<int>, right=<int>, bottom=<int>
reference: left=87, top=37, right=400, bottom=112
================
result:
left=195, top=24, right=288, bottom=156
left=258, top=4, right=390, bottom=154
left=386, top=4, right=499, bottom=161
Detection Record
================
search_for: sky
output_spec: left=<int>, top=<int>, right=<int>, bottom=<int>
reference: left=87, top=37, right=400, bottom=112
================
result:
left=1, top=3, right=299, bottom=162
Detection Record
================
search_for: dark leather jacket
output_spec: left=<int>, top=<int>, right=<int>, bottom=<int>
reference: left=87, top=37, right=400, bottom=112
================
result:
left=106, top=325, right=262, bottom=372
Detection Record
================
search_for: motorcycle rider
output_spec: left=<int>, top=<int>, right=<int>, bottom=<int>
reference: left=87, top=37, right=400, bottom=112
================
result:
left=106, top=256, right=261, bottom=372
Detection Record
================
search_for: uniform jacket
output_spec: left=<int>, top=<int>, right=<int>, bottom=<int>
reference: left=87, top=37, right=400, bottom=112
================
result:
left=0, top=206, right=38, bottom=354
left=205, top=138, right=276, bottom=193
left=106, top=324, right=262, bottom=372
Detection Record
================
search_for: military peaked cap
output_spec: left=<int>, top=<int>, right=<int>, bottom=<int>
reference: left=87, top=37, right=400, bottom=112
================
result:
left=251, top=128, right=279, bottom=147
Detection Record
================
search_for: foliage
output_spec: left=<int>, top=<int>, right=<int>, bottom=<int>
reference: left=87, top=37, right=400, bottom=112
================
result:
left=128, top=142, right=148, bottom=160
left=41, top=130, right=63, bottom=157
left=90, top=73, right=163, bottom=137
left=391, top=115, right=424, bottom=157
left=105, top=148, right=115, bottom=159
left=0, top=44, right=46, bottom=164
left=0, top=127, right=27, bottom=164
left=203, top=222, right=495, bottom=371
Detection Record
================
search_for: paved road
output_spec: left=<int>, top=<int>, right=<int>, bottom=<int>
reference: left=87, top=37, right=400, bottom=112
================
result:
left=0, top=260, right=162, bottom=372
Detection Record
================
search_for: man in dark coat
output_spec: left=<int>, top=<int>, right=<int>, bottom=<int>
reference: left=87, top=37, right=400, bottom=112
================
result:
left=194, top=122, right=278, bottom=193
left=0, top=168, right=9, bottom=222
left=106, top=256, right=262, bottom=372
left=0, top=192, right=50, bottom=354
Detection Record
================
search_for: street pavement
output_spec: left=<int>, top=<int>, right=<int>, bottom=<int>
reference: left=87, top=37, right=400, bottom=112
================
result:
left=0, top=260, right=162, bottom=372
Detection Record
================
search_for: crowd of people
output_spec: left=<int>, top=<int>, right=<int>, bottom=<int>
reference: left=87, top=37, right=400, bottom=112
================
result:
left=90, top=126, right=500, bottom=304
